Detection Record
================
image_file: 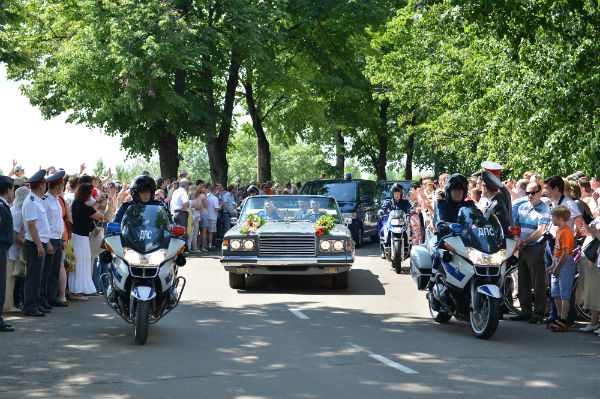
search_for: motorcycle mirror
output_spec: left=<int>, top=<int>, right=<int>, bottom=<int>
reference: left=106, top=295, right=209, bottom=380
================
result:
left=107, top=222, right=121, bottom=233
left=450, top=223, right=463, bottom=234
left=508, top=226, right=522, bottom=236
left=171, top=226, right=186, bottom=236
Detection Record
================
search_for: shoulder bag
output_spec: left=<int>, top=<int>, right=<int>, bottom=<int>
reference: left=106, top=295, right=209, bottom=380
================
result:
left=582, top=237, right=600, bottom=264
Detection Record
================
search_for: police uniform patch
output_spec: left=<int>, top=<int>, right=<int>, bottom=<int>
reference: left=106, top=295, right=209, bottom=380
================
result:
left=30, top=196, right=34, bottom=201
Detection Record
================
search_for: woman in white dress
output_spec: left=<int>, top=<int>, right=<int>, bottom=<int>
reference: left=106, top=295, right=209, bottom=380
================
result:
left=68, top=183, right=112, bottom=297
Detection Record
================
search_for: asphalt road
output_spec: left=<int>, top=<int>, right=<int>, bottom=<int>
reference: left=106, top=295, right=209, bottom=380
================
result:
left=1, top=243, right=599, bottom=399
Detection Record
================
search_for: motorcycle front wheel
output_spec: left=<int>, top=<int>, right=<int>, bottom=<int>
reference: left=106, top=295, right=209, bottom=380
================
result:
left=470, top=292, right=500, bottom=339
left=134, top=300, right=150, bottom=345
left=392, top=241, right=402, bottom=274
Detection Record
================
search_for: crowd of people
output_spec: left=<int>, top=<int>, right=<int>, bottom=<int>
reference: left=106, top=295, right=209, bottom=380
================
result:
left=1, top=159, right=600, bottom=337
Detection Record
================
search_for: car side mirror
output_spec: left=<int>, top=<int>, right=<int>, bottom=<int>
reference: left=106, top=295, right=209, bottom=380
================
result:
left=230, top=218, right=237, bottom=226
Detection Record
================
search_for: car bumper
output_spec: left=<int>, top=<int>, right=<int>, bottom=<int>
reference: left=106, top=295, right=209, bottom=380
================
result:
left=222, top=256, right=353, bottom=275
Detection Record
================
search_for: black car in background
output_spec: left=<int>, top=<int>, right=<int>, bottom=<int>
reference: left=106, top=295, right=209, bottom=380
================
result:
left=301, top=178, right=379, bottom=247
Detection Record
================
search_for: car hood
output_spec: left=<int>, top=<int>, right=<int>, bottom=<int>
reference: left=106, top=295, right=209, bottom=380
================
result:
left=227, top=221, right=350, bottom=237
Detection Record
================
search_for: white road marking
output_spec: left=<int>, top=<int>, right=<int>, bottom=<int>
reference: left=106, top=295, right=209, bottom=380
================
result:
left=348, top=342, right=418, bottom=374
left=289, top=309, right=310, bottom=319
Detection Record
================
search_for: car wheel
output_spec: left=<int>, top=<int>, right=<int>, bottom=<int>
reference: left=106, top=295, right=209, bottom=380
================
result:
left=229, top=272, right=245, bottom=289
left=332, top=271, right=349, bottom=289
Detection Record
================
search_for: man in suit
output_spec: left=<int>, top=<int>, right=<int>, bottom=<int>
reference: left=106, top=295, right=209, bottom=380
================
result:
left=0, top=175, right=15, bottom=331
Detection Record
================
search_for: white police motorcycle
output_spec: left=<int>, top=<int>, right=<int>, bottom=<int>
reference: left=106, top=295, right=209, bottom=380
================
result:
left=100, top=204, right=187, bottom=345
left=410, top=204, right=519, bottom=339
left=379, top=209, right=412, bottom=273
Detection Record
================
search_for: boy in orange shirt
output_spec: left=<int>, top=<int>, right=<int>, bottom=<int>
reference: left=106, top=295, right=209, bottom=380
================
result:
left=548, top=205, right=576, bottom=332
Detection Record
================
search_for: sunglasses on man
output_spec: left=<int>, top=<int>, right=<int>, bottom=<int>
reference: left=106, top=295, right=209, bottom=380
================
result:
left=526, top=190, right=541, bottom=196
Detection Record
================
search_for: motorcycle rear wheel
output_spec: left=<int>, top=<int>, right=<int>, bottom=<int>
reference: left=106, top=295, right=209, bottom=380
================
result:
left=501, top=265, right=519, bottom=315
left=470, top=293, right=500, bottom=339
left=134, top=300, right=150, bottom=345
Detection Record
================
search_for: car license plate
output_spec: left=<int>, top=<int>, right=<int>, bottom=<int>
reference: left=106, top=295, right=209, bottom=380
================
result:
left=237, top=268, right=248, bottom=273
left=325, top=267, right=337, bottom=274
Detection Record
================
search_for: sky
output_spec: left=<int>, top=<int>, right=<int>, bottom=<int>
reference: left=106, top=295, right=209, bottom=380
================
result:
left=0, top=64, right=129, bottom=176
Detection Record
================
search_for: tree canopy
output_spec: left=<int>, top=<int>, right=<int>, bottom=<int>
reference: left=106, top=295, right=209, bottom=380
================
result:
left=2, top=0, right=599, bottom=180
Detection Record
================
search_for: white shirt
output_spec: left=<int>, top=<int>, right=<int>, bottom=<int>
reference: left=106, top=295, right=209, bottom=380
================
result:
left=64, top=191, right=75, bottom=207
left=550, top=195, right=581, bottom=235
left=8, top=206, right=24, bottom=261
left=43, top=193, right=64, bottom=240
left=22, top=192, right=51, bottom=243
left=191, top=200, right=200, bottom=220
left=206, top=192, right=220, bottom=220
left=171, top=187, right=189, bottom=212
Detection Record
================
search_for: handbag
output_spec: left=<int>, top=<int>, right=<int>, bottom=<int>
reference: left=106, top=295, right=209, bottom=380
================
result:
left=582, top=237, right=600, bottom=264
left=89, top=222, right=105, bottom=257
left=12, top=253, right=27, bottom=278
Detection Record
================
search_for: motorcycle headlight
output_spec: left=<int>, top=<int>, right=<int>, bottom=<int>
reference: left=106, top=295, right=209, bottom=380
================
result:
left=390, top=218, right=401, bottom=226
left=230, top=239, right=242, bottom=250
left=320, top=240, right=331, bottom=251
left=466, top=248, right=507, bottom=266
left=243, top=240, right=255, bottom=250
left=123, top=248, right=167, bottom=266
left=333, top=240, right=344, bottom=251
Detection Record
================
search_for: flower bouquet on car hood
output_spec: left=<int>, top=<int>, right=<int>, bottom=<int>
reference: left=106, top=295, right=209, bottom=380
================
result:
left=315, top=215, right=334, bottom=236
left=240, top=214, right=266, bottom=234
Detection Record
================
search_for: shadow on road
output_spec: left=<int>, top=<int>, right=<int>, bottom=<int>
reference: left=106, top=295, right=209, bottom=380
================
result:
left=1, top=297, right=599, bottom=399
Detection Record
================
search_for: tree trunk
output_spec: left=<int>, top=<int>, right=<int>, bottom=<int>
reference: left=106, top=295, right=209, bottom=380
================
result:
left=335, top=129, right=345, bottom=179
left=156, top=122, right=179, bottom=179
left=375, top=99, right=390, bottom=181
left=204, top=50, right=240, bottom=186
left=404, top=133, right=414, bottom=180
left=244, top=81, right=271, bottom=183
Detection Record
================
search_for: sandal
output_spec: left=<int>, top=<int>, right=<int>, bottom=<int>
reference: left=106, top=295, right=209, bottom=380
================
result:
left=550, top=320, right=568, bottom=332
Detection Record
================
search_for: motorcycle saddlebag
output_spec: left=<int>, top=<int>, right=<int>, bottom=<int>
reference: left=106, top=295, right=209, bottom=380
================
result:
left=410, top=244, right=433, bottom=291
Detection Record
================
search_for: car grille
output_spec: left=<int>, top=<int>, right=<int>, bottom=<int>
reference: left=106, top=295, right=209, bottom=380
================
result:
left=259, top=235, right=316, bottom=257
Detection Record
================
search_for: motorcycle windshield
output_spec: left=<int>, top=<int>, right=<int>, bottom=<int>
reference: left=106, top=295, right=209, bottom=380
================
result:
left=456, top=205, right=504, bottom=253
left=120, top=204, right=171, bottom=254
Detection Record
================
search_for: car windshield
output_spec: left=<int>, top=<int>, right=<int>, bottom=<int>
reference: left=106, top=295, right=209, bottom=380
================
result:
left=456, top=205, right=505, bottom=253
left=302, top=182, right=357, bottom=202
left=239, top=196, right=342, bottom=223
left=120, top=204, right=172, bottom=254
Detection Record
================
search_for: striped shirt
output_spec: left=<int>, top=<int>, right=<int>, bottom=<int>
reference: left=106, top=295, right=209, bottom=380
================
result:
left=516, top=201, right=551, bottom=246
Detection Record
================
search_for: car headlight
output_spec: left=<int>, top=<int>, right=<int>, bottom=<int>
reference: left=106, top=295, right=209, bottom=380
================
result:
left=390, top=218, right=401, bottom=226
left=466, top=248, right=507, bottom=266
left=230, top=239, right=242, bottom=250
left=123, top=248, right=167, bottom=266
left=333, top=240, right=344, bottom=251
left=243, top=240, right=255, bottom=250
left=320, top=240, right=331, bottom=251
